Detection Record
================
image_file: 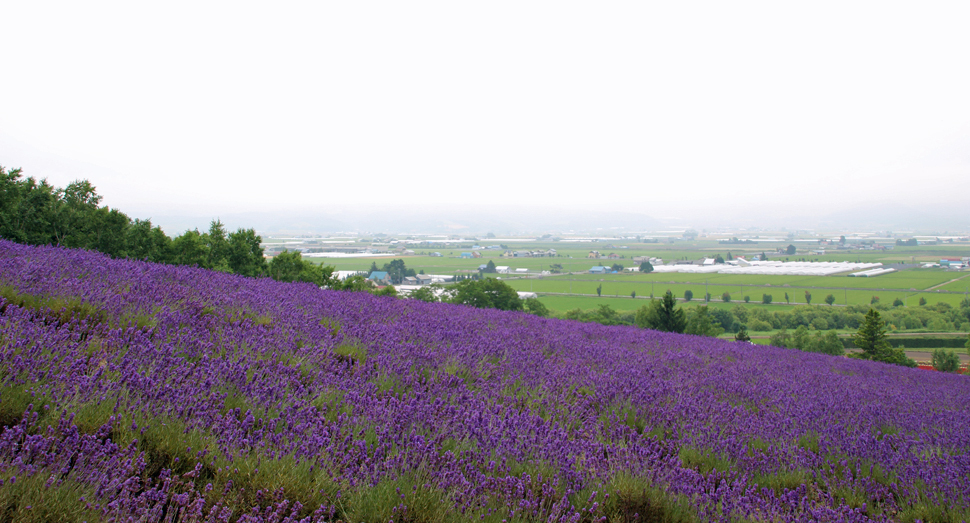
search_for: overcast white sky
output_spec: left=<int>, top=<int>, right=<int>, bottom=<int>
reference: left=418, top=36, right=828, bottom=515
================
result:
left=2, top=1, right=969, bottom=224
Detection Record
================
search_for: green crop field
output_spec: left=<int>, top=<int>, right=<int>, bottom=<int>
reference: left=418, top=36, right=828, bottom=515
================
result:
left=539, top=268, right=955, bottom=289
left=503, top=277, right=968, bottom=309
left=531, top=294, right=804, bottom=314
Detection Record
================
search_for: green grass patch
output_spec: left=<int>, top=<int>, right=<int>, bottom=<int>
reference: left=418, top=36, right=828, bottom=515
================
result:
left=678, top=447, right=732, bottom=475
left=332, top=343, right=368, bottom=366
left=574, top=472, right=698, bottom=523
left=0, top=472, right=101, bottom=523
left=340, top=472, right=454, bottom=523
left=0, top=285, right=107, bottom=327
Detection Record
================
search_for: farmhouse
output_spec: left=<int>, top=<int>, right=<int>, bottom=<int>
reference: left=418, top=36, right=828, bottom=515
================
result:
left=589, top=266, right=607, bottom=274
left=368, top=271, right=391, bottom=285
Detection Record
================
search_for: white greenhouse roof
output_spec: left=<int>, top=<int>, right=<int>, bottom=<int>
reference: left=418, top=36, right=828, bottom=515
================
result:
left=650, top=261, right=882, bottom=277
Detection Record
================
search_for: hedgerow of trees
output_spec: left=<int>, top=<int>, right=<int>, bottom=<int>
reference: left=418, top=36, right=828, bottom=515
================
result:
left=0, top=168, right=271, bottom=276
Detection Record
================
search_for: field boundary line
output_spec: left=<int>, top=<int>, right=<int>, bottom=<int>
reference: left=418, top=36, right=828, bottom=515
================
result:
left=924, top=273, right=970, bottom=291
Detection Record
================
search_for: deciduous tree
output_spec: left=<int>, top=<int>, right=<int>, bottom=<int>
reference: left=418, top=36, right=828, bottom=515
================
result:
left=685, top=306, right=724, bottom=337
left=932, top=349, right=960, bottom=373
left=447, top=278, right=523, bottom=311
left=524, top=297, right=549, bottom=317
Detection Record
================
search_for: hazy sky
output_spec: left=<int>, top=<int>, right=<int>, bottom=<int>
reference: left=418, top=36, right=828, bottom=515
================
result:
left=2, top=1, right=969, bottom=224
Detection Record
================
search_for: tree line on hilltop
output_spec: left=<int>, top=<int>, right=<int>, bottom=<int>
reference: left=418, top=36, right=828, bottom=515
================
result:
left=0, top=166, right=343, bottom=287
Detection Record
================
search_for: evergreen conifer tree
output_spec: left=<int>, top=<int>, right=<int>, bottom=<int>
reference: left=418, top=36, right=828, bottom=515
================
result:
left=635, top=291, right=686, bottom=333
left=734, top=324, right=750, bottom=342
left=852, top=309, right=916, bottom=367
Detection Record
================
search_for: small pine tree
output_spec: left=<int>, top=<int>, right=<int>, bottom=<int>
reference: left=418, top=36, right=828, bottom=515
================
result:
left=852, top=309, right=916, bottom=367
left=804, top=291, right=811, bottom=304
left=684, top=289, right=693, bottom=301
left=919, top=297, right=927, bottom=306
left=734, top=324, right=750, bottom=342
left=853, top=309, right=890, bottom=359
left=635, top=291, right=686, bottom=333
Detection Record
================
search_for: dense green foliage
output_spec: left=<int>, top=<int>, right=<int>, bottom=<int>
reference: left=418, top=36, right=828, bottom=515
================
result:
left=932, top=349, right=960, bottom=372
left=446, top=278, right=523, bottom=311
left=523, top=297, right=550, bottom=317
left=268, top=250, right=335, bottom=287
left=566, top=304, right=628, bottom=326
left=769, top=327, right=844, bottom=355
left=683, top=306, right=724, bottom=337
left=407, top=284, right=442, bottom=303
left=739, top=301, right=970, bottom=334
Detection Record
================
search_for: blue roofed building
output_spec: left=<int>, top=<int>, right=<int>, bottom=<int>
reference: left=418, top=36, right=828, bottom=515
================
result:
left=368, top=271, right=391, bottom=285
left=589, top=266, right=607, bottom=274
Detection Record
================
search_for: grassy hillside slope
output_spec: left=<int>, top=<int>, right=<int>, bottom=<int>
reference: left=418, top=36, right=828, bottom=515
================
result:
left=1, top=240, right=969, bottom=522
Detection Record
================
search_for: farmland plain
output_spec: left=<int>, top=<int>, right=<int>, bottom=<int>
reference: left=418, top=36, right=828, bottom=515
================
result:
left=305, top=238, right=970, bottom=314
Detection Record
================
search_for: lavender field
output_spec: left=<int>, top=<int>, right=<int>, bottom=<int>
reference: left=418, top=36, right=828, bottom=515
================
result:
left=1, top=240, right=968, bottom=523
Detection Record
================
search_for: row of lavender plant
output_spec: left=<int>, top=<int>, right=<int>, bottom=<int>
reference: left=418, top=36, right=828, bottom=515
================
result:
left=1, top=239, right=968, bottom=522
